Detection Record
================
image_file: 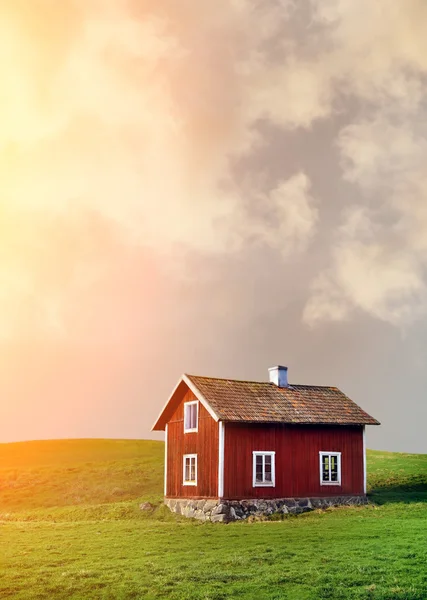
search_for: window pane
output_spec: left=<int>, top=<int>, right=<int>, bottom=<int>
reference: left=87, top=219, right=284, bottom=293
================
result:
left=190, top=458, right=195, bottom=482
left=185, top=404, right=197, bottom=429
left=322, top=455, right=329, bottom=482
left=185, top=458, right=190, bottom=481
left=331, top=456, right=338, bottom=482
left=264, top=456, right=272, bottom=482
left=255, top=455, right=263, bottom=482
left=191, top=404, right=197, bottom=429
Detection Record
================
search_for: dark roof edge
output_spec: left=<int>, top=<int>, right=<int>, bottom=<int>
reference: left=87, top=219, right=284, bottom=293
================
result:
left=221, top=418, right=380, bottom=426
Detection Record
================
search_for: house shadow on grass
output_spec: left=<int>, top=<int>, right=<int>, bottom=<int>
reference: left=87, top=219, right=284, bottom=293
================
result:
left=368, top=484, right=427, bottom=505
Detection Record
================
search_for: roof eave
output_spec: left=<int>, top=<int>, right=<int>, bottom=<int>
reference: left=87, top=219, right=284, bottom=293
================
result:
left=151, top=375, right=185, bottom=431
left=182, top=374, right=220, bottom=422
left=151, top=373, right=220, bottom=431
left=217, top=418, right=380, bottom=426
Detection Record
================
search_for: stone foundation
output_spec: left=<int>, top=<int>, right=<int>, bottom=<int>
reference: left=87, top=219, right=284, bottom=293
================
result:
left=165, top=495, right=368, bottom=523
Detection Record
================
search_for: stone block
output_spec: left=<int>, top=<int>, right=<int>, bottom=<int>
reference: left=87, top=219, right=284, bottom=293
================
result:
left=212, top=503, right=227, bottom=516
left=163, top=495, right=369, bottom=522
left=184, top=507, right=196, bottom=518
left=211, top=513, right=227, bottom=523
left=229, top=507, right=237, bottom=520
left=203, top=500, right=218, bottom=513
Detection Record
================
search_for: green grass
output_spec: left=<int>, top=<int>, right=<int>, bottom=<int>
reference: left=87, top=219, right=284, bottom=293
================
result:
left=0, top=439, right=164, bottom=511
left=1, top=440, right=426, bottom=600
left=367, top=449, right=427, bottom=504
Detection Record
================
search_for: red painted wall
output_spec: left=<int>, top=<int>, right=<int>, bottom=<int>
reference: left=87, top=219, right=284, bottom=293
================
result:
left=223, top=423, right=364, bottom=499
left=166, top=387, right=218, bottom=499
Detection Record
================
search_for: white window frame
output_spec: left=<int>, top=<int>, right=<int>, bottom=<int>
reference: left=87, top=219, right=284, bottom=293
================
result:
left=319, top=451, right=342, bottom=486
left=183, top=400, right=198, bottom=433
left=183, top=454, right=197, bottom=486
left=252, top=451, right=275, bottom=487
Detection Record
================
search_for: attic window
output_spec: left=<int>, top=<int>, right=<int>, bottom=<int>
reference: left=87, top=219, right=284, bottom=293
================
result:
left=184, top=401, right=198, bottom=433
left=252, top=451, right=275, bottom=487
left=320, top=452, right=341, bottom=485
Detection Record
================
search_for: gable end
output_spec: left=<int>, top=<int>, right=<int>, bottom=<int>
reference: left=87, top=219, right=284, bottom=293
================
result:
left=151, top=374, right=219, bottom=431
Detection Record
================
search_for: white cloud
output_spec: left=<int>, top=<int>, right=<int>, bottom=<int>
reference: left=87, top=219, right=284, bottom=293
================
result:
left=303, top=0, right=427, bottom=327
left=313, top=115, right=427, bottom=326
left=264, top=172, right=318, bottom=257
left=2, top=0, right=427, bottom=336
left=0, top=0, right=323, bottom=251
left=338, top=118, right=427, bottom=191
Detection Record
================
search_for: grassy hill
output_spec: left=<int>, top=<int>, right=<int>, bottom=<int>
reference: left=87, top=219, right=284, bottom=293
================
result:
left=1, top=439, right=426, bottom=515
left=367, top=449, right=427, bottom=504
left=0, top=439, right=164, bottom=513
left=1, top=440, right=426, bottom=599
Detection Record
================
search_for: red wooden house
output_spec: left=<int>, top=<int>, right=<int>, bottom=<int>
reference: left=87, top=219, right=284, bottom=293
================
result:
left=152, top=366, right=380, bottom=521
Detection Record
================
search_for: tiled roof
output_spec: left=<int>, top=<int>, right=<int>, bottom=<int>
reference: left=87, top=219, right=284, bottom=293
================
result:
left=185, top=374, right=380, bottom=426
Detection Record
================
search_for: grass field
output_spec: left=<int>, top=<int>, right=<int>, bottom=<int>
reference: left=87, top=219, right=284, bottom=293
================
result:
left=1, top=440, right=426, bottom=599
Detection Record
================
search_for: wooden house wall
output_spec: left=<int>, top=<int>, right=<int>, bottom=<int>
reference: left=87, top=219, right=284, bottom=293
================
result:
left=166, top=388, right=218, bottom=499
left=222, top=423, right=364, bottom=499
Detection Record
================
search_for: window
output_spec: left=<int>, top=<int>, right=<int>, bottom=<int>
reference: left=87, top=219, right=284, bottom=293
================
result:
left=184, top=401, right=198, bottom=433
left=252, top=451, right=275, bottom=487
left=183, top=454, right=197, bottom=486
left=320, top=452, right=341, bottom=485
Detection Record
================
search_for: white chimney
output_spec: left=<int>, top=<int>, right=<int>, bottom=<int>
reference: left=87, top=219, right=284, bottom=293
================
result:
left=268, top=365, right=288, bottom=388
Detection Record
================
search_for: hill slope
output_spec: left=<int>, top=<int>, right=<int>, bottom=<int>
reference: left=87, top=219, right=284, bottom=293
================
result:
left=0, top=439, right=164, bottom=512
left=0, top=439, right=426, bottom=514
left=1, top=440, right=427, bottom=600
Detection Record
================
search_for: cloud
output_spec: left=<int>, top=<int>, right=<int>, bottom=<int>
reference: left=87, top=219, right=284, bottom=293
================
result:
left=1, top=0, right=310, bottom=251
left=1, top=0, right=331, bottom=339
left=304, top=116, right=427, bottom=327
left=2, top=0, right=427, bottom=339
left=303, top=0, right=427, bottom=327
left=242, top=172, right=318, bottom=257
left=305, top=112, right=427, bottom=326
left=304, top=235, right=427, bottom=328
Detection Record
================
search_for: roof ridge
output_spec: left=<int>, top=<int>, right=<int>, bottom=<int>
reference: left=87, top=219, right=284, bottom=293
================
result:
left=185, top=373, right=339, bottom=390
left=185, top=373, right=267, bottom=385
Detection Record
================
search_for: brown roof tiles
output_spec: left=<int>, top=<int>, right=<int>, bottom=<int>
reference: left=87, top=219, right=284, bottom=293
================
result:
left=185, top=374, right=380, bottom=426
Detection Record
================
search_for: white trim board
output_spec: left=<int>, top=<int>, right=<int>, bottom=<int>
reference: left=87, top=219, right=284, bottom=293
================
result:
left=182, top=374, right=219, bottom=422
left=218, top=421, right=225, bottom=498
left=151, top=374, right=219, bottom=431
left=164, top=424, right=168, bottom=497
left=363, top=426, right=367, bottom=494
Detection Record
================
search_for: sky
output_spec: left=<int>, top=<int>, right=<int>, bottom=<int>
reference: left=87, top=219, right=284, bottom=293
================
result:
left=1, top=0, right=426, bottom=453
